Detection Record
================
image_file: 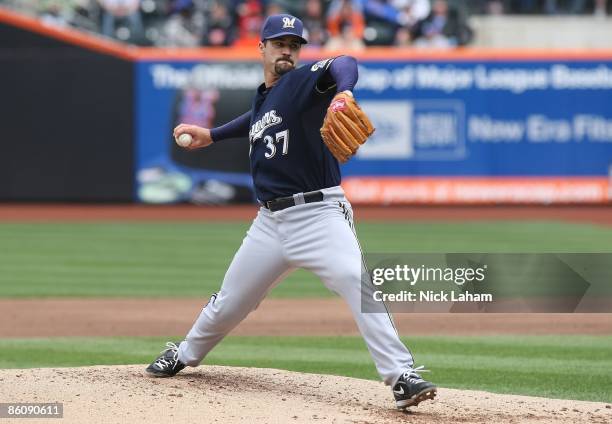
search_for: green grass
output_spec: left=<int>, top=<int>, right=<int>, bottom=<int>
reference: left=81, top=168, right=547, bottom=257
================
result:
left=0, top=335, right=610, bottom=403
left=0, top=221, right=611, bottom=297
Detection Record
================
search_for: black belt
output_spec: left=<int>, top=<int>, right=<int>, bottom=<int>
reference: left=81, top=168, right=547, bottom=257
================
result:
left=263, top=191, right=324, bottom=212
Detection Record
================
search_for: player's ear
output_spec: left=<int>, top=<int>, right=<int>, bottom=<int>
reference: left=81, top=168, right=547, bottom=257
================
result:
left=258, top=41, right=265, bottom=56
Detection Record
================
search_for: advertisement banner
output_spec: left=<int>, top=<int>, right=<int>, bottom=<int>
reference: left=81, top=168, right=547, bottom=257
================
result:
left=136, top=61, right=260, bottom=204
left=346, top=60, right=612, bottom=204
left=135, top=57, right=612, bottom=204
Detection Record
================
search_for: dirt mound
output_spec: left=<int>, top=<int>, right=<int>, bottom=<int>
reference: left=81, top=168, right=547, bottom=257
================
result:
left=1, top=365, right=610, bottom=423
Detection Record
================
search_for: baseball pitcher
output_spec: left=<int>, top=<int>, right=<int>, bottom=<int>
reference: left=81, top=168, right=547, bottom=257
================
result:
left=146, top=14, right=437, bottom=410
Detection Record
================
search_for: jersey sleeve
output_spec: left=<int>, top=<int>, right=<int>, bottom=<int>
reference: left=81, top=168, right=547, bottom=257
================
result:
left=312, top=58, right=338, bottom=94
left=210, top=110, right=252, bottom=143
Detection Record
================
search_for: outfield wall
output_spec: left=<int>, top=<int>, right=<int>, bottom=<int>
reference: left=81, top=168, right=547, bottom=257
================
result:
left=2, top=7, right=611, bottom=204
left=0, top=8, right=134, bottom=201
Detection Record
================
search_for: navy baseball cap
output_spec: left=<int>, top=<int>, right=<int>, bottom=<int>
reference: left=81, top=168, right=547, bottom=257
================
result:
left=260, top=14, right=308, bottom=44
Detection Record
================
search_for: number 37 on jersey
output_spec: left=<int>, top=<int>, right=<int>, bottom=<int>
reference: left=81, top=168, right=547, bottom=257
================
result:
left=248, top=129, right=290, bottom=159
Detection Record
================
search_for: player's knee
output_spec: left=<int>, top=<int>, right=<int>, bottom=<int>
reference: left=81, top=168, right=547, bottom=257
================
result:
left=205, top=297, right=250, bottom=331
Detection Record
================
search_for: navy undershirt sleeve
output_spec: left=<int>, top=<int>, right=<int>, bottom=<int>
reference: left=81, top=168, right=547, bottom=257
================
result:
left=210, top=110, right=251, bottom=143
left=327, top=55, right=359, bottom=92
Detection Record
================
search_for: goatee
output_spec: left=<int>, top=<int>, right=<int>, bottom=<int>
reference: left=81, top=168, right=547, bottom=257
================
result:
left=275, top=61, right=294, bottom=76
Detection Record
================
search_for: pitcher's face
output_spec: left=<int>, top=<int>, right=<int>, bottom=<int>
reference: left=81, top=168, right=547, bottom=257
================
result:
left=260, top=35, right=302, bottom=78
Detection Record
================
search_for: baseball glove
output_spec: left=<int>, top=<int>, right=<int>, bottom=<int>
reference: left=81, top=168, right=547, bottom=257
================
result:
left=320, top=91, right=375, bottom=163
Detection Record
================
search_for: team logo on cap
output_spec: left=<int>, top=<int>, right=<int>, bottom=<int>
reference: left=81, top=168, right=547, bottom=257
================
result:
left=282, top=16, right=296, bottom=28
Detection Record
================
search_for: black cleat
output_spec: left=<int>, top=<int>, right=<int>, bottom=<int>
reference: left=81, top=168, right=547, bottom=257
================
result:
left=392, top=366, right=437, bottom=410
left=145, top=342, right=186, bottom=377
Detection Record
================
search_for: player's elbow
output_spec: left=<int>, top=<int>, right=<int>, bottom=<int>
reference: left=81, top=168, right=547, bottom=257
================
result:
left=337, top=55, right=358, bottom=67
left=332, top=55, right=359, bottom=89
left=339, top=56, right=358, bottom=78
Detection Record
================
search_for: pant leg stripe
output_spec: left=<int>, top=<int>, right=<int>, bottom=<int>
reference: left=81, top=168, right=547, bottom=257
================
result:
left=338, top=202, right=405, bottom=339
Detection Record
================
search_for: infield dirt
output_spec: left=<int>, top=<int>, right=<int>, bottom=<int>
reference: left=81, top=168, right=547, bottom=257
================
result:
left=1, top=298, right=611, bottom=337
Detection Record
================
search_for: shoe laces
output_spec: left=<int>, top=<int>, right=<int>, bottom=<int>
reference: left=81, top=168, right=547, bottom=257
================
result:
left=154, top=342, right=180, bottom=369
left=402, top=365, right=430, bottom=382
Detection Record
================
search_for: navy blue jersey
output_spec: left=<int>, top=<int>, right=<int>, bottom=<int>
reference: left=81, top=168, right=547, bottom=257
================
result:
left=248, top=58, right=339, bottom=202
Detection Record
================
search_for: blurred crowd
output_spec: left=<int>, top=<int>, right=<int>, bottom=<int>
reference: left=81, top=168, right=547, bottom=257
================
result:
left=483, top=0, right=608, bottom=15
left=0, top=0, right=608, bottom=49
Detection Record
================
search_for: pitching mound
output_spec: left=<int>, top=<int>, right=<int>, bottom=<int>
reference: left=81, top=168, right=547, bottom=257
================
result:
left=1, top=366, right=610, bottom=423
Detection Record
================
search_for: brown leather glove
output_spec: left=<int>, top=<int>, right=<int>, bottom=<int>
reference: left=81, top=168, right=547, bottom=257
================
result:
left=320, top=91, right=375, bottom=163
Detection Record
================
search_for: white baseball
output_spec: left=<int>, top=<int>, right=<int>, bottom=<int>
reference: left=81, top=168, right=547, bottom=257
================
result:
left=176, top=133, right=193, bottom=147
